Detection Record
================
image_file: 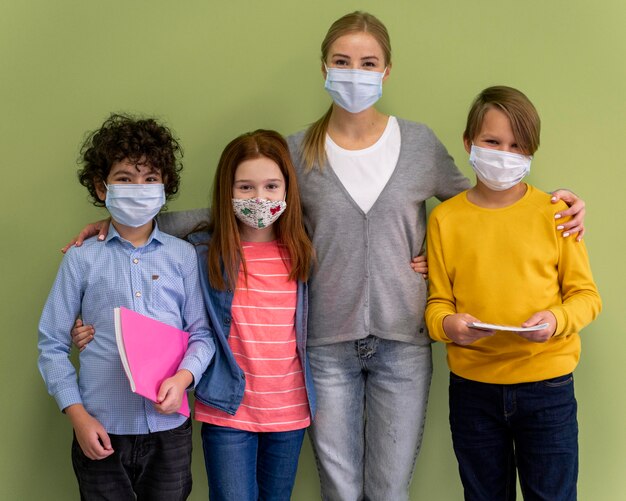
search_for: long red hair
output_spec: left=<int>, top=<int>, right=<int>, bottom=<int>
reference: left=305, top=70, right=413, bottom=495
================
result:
left=207, top=130, right=314, bottom=290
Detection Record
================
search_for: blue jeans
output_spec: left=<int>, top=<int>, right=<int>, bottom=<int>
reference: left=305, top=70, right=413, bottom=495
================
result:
left=200, top=423, right=305, bottom=501
left=449, top=372, right=578, bottom=501
left=71, top=418, right=193, bottom=501
left=308, top=336, right=432, bottom=501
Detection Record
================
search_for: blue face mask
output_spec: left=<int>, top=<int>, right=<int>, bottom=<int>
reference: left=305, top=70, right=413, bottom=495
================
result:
left=104, top=183, right=165, bottom=227
left=324, top=66, right=386, bottom=114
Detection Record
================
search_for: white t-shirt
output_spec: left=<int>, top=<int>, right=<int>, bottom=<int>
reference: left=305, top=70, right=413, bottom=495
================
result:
left=326, top=116, right=401, bottom=213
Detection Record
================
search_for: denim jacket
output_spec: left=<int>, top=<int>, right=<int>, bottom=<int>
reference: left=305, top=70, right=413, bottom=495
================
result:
left=189, top=231, right=316, bottom=418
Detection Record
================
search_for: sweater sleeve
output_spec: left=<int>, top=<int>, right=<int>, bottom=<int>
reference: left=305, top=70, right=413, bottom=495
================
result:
left=424, top=207, right=455, bottom=342
left=429, top=130, right=471, bottom=202
left=156, top=208, right=211, bottom=238
left=549, top=234, right=602, bottom=337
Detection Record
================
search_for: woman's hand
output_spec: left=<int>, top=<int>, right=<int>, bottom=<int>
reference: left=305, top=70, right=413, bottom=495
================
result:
left=61, top=218, right=111, bottom=253
left=551, top=189, right=585, bottom=241
left=410, top=255, right=428, bottom=280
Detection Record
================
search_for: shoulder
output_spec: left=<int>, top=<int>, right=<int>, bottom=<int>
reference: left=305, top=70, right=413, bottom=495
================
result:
left=286, top=129, right=306, bottom=149
left=63, top=235, right=108, bottom=262
left=395, top=118, right=438, bottom=141
left=525, top=184, right=567, bottom=215
left=158, top=231, right=195, bottom=252
left=430, top=191, right=468, bottom=220
left=186, top=229, right=211, bottom=246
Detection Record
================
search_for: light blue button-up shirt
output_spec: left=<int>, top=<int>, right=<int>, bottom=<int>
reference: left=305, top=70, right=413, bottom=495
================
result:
left=38, top=224, right=214, bottom=434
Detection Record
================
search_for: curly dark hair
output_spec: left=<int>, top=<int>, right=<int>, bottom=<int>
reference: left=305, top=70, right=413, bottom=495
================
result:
left=78, top=113, right=183, bottom=207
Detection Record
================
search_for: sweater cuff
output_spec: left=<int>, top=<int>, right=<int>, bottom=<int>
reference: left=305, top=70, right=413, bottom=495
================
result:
left=549, top=307, right=567, bottom=337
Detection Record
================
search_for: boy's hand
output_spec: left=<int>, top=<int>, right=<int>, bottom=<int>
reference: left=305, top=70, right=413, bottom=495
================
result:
left=443, top=313, right=494, bottom=346
left=61, top=218, right=111, bottom=253
left=551, top=189, right=585, bottom=241
left=517, top=311, right=557, bottom=343
left=66, top=404, right=114, bottom=460
left=410, top=254, right=428, bottom=279
left=154, top=370, right=193, bottom=415
left=71, top=318, right=95, bottom=351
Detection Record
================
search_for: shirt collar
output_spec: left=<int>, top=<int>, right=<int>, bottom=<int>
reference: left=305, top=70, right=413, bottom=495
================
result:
left=105, top=221, right=164, bottom=248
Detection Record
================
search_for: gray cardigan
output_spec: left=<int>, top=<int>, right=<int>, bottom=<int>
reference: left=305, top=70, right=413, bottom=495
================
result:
left=287, top=119, right=470, bottom=346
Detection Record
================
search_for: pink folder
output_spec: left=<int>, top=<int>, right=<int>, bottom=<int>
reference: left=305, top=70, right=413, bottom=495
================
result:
left=114, top=307, right=190, bottom=417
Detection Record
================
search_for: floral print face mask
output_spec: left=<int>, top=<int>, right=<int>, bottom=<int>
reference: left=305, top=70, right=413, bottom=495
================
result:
left=232, top=197, right=287, bottom=229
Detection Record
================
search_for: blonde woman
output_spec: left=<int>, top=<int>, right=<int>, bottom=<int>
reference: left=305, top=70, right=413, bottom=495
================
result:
left=285, top=11, right=585, bottom=501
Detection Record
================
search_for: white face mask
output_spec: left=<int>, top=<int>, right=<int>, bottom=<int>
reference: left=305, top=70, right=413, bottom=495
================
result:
left=324, top=66, right=385, bottom=114
left=469, top=145, right=532, bottom=191
left=232, top=197, right=287, bottom=229
left=104, top=183, right=165, bottom=227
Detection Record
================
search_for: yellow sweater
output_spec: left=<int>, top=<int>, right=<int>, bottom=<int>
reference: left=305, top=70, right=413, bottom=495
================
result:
left=425, top=185, right=601, bottom=384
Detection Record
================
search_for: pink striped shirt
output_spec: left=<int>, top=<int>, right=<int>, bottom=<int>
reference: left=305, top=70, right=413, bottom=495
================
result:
left=195, top=240, right=311, bottom=432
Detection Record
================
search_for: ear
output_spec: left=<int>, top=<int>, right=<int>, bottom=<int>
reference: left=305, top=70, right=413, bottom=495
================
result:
left=321, top=62, right=327, bottom=79
left=382, top=63, right=392, bottom=82
left=94, top=178, right=107, bottom=202
left=463, top=135, right=472, bottom=154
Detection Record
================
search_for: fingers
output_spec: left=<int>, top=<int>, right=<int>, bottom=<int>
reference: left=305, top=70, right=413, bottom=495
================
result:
left=550, top=189, right=579, bottom=205
left=61, top=236, right=80, bottom=254
left=553, top=194, right=585, bottom=241
left=71, top=319, right=95, bottom=351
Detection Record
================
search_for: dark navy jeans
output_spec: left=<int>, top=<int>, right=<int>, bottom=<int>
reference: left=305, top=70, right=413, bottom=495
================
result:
left=71, top=418, right=193, bottom=501
left=449, top=372, right=578, bottom=501
left=201, top=423, right=305, bottom=501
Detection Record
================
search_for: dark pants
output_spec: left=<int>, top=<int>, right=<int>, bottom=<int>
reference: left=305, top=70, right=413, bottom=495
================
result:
left=71, top=419, right=193, bottom=501
left=449, top=373, right=578, bottom=501
left=201, top=423, right=305, bottom=501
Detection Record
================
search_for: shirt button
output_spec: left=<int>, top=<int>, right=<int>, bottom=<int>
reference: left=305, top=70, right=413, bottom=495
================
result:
left=224, top=317, right=231, bottom=325
left=135, top=291, right=142, bottom=298
left=133, top=258, right=139, bottom=264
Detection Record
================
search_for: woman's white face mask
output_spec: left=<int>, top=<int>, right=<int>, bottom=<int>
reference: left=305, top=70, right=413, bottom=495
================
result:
left=324, top=65, right=386, bottom=114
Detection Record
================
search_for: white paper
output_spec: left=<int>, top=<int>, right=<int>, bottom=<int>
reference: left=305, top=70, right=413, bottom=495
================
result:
left=467, top=322, right=550, bottom=332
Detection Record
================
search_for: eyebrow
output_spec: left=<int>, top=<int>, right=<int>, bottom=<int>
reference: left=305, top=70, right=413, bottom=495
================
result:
left=234, top=178, right=284, bottom=183
left=111, top=167, right=161, bottom=176
left=330, top=53, right=379, bottom=61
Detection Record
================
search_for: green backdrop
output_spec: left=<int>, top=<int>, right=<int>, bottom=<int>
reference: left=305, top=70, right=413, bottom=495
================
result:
left=1, top=1, right=624, bottom=499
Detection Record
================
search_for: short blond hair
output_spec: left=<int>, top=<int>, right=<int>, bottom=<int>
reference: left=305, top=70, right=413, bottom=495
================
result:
left=464, top=86, right=541, bottom=155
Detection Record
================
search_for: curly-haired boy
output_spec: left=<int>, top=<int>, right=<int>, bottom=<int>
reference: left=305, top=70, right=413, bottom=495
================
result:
left=38, top=113, right=214, bottom=500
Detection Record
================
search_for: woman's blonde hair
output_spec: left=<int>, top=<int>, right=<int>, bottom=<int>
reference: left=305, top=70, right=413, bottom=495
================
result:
left=463, top=86, right=541, bottom=155
left=301, top=11, right=392, bottom=171
left=206, top=130, right=314, bottom=291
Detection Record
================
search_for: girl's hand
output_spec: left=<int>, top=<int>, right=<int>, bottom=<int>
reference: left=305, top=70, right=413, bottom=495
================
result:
left=410, top=254, right=428, bottom=279
left=61, top=218, right=111, bottom=253
left=154, top=370, right=193, bottom=415
left=71, top=318, right=95, bottom=352
left=551, top=189, right=585, bottom=241
left=518, top=311, right=557, bottom=343
left=443, top=313, right=494, bottom=346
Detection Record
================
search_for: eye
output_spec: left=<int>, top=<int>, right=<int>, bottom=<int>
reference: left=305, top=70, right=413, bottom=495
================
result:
left=266, top=183, right=280, bottom=190
left=235, top=183, right=252, bottom=191
left=363, top=61, right=377, bottom=68
left=113, top=175, right=132, bottom=183
left=146, top=175, right=161, bottom=182
left=332, top=58, right=349, bottom=66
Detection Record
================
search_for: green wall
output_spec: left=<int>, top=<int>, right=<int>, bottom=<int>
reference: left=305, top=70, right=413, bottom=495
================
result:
left=2, top=1, right=624, bottom=499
